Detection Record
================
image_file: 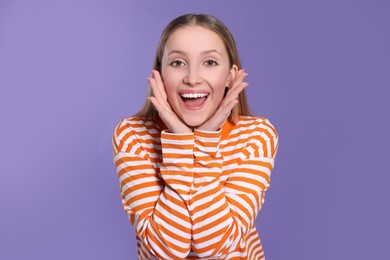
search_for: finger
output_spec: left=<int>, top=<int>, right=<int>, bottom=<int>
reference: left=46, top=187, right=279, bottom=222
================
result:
left=148, top=76, right=163, bottom=101
left=228, top=69, right=246, bottom=87
left=219, top=98, right=239, bottom=116
left=151, top=70, right=167, bottom=100
left=148, top=76, right=170, bottom=109
left=225, top=75, right=248, bottom=100
left=228, top=70, right=248, bottom=92
left=150, top=70, right=171, bottom=109
left=148, top=96, right=166, bottom=115
left=227, top=81, right=249, bottom=99
left=147, top=76, right=158, bottom=98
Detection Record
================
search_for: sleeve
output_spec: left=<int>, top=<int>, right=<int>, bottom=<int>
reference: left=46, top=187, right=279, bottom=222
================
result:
left=178, top=119, right=278, bottom=258
left=112, top=121, right=192, bottom=259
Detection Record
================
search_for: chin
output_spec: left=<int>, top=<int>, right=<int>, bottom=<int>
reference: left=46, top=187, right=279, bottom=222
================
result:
left=182, top=117, right=207, bottom=128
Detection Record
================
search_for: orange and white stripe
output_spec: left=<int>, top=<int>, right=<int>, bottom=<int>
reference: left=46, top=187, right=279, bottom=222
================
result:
left=113, top=116, right=278, bottom=259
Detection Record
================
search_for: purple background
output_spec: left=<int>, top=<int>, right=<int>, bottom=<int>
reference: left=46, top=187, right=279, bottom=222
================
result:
left=1, top=0, right=389, bottom=259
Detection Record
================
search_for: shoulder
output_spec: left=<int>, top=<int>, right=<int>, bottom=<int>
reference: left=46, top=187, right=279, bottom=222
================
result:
left=115, top=116, right=157, bottom=134
left=236, top=116, right=279, bottom=157
left=112, top=116, right=160, bottom=152
left=236, top=116, right=278, bottom=137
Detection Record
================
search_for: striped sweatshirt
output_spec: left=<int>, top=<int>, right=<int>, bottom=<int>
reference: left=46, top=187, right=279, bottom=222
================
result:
left=112, top=116, right=278, bottom=260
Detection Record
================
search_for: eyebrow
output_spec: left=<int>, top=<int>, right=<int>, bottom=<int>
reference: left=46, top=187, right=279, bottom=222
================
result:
left=167, top=49, right=223, bottom=57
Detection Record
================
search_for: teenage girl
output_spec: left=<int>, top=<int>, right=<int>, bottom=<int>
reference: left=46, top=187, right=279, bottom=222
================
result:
left=113, top=13, right=278, bottom=260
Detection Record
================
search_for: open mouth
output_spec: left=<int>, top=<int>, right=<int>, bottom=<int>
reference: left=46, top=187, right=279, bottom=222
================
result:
left=180, top=92, right=209, bottom=108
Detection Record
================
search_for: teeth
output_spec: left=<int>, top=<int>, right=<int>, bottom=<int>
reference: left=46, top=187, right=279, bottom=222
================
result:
left=181, top=93, right=208, bottom=98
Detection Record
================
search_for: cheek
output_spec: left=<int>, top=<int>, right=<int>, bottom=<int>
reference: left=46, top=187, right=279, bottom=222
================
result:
left=209, top=74, right=229, bottom=97
left=206, top=67, right=230, bottom=85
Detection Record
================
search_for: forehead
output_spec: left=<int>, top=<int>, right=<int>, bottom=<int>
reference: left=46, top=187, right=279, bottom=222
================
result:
left=164, top=25, right=227, bottom=53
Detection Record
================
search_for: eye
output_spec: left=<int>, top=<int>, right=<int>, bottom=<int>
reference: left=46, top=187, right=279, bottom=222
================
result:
left=170, top=60, right=186, bottom=67
left=204, top=60, right=218, bottom=66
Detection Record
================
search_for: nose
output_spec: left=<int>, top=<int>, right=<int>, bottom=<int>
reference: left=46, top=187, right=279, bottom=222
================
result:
left=183, top=66, right=203, bottom=86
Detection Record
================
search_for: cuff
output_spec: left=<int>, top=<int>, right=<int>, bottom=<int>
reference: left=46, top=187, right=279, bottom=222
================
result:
left=194, top=128, right=222, bottom=157
left=161, top=130, right=195, bottom=160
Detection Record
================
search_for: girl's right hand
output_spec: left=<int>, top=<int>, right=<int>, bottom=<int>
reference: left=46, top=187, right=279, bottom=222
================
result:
left=148, top=70, right=192, bottom=133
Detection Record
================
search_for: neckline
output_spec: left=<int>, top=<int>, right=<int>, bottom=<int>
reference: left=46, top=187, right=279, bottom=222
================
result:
left=156, top=116, right=236, bottom=139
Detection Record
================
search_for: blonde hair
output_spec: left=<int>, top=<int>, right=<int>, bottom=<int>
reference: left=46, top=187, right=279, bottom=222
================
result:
left=135, top=13, right=252, bottom=123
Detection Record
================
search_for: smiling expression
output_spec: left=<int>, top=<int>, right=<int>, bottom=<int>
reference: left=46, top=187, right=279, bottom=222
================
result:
left=161, top=25, right=237, bottom=128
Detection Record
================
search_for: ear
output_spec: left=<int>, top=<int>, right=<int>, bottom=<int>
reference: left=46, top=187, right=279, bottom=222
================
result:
left=226, top=64, right=239, bottom=87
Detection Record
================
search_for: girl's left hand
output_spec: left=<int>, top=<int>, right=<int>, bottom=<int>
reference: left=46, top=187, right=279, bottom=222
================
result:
left=197, top=69, right=248, bottom=131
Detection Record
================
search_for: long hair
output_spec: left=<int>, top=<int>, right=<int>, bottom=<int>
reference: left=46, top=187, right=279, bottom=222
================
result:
left=135, top=14, right=252, bottom=123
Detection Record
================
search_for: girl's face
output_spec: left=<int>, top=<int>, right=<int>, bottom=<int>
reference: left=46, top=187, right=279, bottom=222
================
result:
left=161, top=25, right=237, bottom=128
